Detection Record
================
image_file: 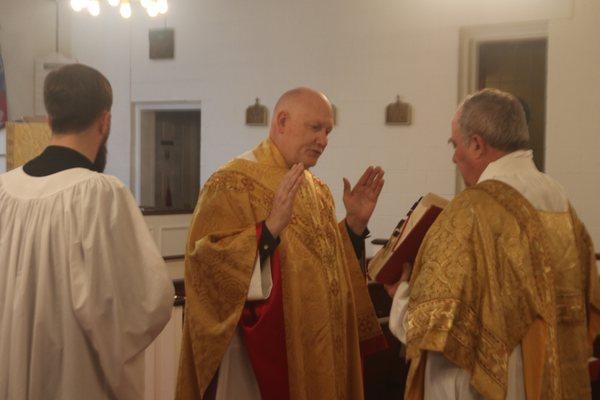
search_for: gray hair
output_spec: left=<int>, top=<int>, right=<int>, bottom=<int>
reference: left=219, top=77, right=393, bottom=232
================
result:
left=457, top=88, right=530, bottom=151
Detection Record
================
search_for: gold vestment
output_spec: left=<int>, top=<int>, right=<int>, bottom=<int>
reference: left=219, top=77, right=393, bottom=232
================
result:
left=176, top=139, right=383, bottom=400
left=405, top=180, right=600, bottom=400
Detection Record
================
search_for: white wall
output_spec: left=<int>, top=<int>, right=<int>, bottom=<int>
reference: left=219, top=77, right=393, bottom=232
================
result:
left=3, top=0, right=592, bottom=246
left=0, top=0, right=71, bottom=120
left=67, top=0, right=592, bottom=247
left=546, top=0, right=600, bottom=245
left=0, top=0, right=72, bottom=174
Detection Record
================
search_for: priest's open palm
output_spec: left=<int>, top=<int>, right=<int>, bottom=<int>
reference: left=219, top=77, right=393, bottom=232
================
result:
left=266, top=163, right=305, bottom=237
left=343, top=166, right=385, bottom=235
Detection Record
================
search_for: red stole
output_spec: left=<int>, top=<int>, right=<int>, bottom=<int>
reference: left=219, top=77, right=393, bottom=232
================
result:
left=240, top=224, right=290, bottom=400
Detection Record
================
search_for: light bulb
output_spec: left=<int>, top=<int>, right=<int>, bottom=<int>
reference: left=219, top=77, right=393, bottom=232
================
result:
left=107, top=0, right=120, bottom=7
left=87, top=0, right=100, bottom=16
left=120, top=2, right=132, bottom=18
left=147, top=2, right=159, bottom=17
left=140, top=0, right=151, bottom=9
left=70, top=0, right=83, bottom=12
left=157, top=0, right=168, bottom=14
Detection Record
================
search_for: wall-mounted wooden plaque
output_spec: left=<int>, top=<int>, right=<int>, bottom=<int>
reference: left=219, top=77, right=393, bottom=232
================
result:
left=246, top=98, right=268, bottom=126
left=385, top=95, right=412, bottom=125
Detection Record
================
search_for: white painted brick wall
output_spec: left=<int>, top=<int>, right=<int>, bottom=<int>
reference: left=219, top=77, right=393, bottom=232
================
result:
left=547, top=0, right=600, bottom=247
left=64, top=0, right=600, bottom=246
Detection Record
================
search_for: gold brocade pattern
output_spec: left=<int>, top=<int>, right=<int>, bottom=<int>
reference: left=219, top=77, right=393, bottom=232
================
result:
left=6, top=122, right=52, bottom=170
left=405, top=180, right=600, bottom=400
left=555, top=209, right=600, bottom=399
left=176, top=139, right=383, bottom=400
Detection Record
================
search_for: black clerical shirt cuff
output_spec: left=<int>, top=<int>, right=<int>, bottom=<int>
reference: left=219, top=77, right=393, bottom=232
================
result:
left=259, top=221, right=281, bottom=264
left=345, top=221, right=369, bottom=260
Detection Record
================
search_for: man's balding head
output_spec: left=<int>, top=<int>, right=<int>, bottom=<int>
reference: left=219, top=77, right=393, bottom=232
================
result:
left=271, top=87, right=331, bottom=121
left=269, top=87, right=334, bottom=168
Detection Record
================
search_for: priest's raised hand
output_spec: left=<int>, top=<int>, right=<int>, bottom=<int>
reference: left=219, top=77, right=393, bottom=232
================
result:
left=343, top=165, right=385, bottom=235
left=265, top=162, right=304, bottom=238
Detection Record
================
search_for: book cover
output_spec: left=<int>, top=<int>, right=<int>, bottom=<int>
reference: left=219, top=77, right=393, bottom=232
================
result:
left=368, top=193, right=448, bottom=285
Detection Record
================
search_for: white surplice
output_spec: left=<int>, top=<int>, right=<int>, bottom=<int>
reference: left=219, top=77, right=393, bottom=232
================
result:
left=0, top=167, right=174, bottom=400
left=389, top=150, right=569, bottom=400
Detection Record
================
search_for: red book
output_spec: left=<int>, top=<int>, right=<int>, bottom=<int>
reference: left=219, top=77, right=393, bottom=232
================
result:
left=368, top=193, right=449, bottom=285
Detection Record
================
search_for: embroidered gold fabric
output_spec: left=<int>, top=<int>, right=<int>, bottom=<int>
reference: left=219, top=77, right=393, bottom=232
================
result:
left=6, top=122, right=51, bottom=170
left=176, top=139, right=383, bottom=400
left=405, top=180, right=600, bottom=400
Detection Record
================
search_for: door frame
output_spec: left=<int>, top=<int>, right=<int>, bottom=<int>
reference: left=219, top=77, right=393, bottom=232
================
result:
left=455, top=21, right=548, bottom=194
left=130, top=100, right=202, bottom=203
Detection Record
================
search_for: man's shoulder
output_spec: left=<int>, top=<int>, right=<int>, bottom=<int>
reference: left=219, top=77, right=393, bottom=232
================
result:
left=79, top=173, right=133, bottom=202
left=94, top=172, right=126, bottom=187
left=0, top=168, right=124, bottom=199
left=0, top=166, right=21, bottom=184
left=204, top=157, right=288, bottom=192
left=202, top=161, right=256, bottom=194
left=83, top=172, right=125, bottom=191
left=447, top=186, right=498, bottom=210
left=305, top=171, right=330, bottom=191
left=440, top=186, right=508, bottom=225
left=312, top=174, right=327, bottom=188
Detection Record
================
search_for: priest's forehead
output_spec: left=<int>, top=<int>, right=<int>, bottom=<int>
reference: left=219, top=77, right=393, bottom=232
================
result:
left=273, top=87, right=332, bottom=119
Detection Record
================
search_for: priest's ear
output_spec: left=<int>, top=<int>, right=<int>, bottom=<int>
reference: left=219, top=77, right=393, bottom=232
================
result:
left=275, top=110, right=290, bottom=134
left=98, top=110, right=111, bottom=139
left=468, top=133, right=486, bottom=159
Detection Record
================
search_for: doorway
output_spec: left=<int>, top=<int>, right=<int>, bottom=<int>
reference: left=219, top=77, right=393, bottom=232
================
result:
left=457, top=22, right=548, bottom=192
left=133, top=101, right=202, bottom=212
left=478, top=39, right=547, bottom=171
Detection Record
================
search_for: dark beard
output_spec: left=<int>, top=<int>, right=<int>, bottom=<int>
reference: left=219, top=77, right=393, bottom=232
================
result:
left=94, top=142, right=107, bottom=173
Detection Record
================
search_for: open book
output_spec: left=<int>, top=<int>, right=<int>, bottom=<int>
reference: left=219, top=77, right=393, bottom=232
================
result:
left=368, top=193, right=449, bottom=285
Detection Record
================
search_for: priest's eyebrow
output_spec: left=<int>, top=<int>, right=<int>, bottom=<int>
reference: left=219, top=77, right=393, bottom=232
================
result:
left=447, top=138, right=456, bottom=147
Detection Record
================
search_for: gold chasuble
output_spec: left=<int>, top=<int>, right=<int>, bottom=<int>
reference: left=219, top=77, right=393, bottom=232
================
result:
left=405, top=180, right=600, bottom=400
left=176, top=139, right=384, bottom=400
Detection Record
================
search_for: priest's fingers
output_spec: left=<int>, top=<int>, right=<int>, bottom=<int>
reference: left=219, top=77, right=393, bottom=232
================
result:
left=267, top=165, right=304, bottom=237
left=290, top=162, right=304, bottom=175
left=288, top=171, right=304, bottom=199
left=290, top=163, right=305, bottom=186
left=286, top=164, right=304, bottom=198
left=342, top=177, right=351, bottom=196
left=370, top=168, right=384, bottom=189
left=279, top=163, right=304, bottom=193
left=368, top=166, right=384, bottom=187
left=280, top=164, right=299, bottom=187
left=364, top=167, right=377, bottom=186
left=372, top=178, right=384, bottom=198
left=356, top=166, right=374, bottom=187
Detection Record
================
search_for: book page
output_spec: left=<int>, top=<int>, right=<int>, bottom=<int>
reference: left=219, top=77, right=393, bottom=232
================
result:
left=395, top=193, right=448, bottom=247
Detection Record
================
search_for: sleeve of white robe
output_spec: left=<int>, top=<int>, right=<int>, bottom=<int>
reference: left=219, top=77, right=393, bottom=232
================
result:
left=388, top=281, right=410, bottom=343
left=68, top=176, right=174, bottom=399
left=246, top=254, right=273, bottom=301
left=387, top=283, right=488, bottom=400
